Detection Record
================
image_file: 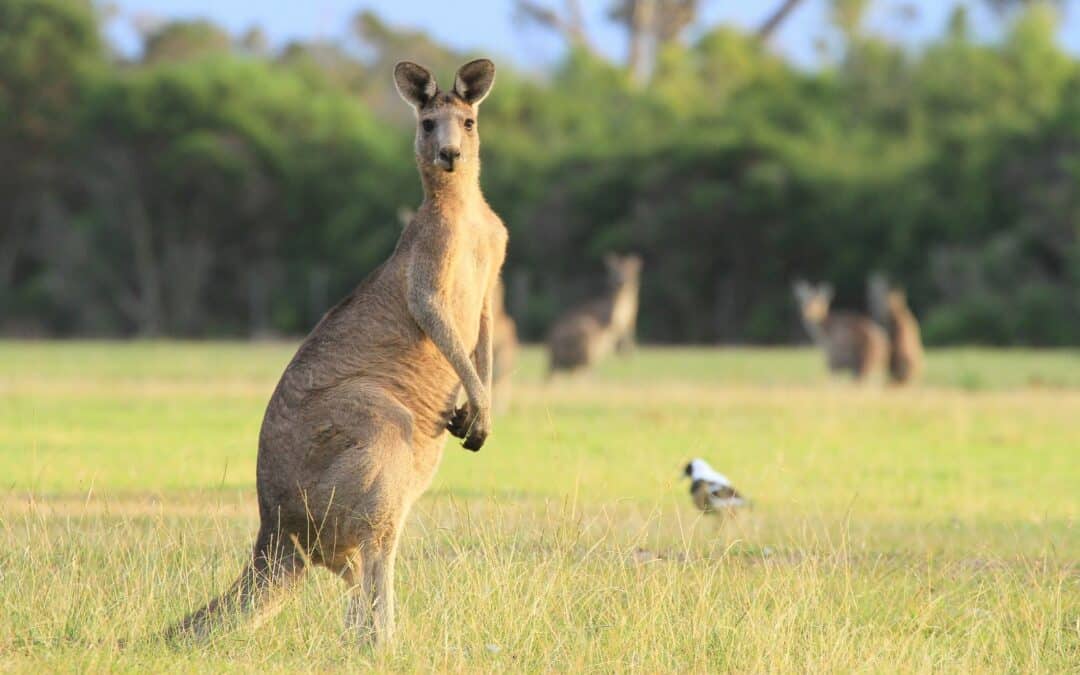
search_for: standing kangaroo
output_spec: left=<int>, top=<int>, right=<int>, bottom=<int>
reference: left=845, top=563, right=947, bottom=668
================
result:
left=868, top=275, right=925, bottom=385
left=166, top=59, right=506, bottom=647
left=547, top=254, right=642, bottom=374
left=793, top=280, right=887, bottom=382
left=884, top=289, right=924, bottom=384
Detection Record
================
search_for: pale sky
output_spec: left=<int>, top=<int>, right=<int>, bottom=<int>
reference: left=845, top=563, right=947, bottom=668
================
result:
left=102, top=0, right=1080, bottom=69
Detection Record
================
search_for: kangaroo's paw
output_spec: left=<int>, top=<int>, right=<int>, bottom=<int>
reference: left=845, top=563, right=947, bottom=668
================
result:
left=446, top=405, right=470, bottom=439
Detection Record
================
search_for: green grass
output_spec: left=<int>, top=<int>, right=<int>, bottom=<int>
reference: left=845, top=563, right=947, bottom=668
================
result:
left=1, top=341, right=1078, bottom=671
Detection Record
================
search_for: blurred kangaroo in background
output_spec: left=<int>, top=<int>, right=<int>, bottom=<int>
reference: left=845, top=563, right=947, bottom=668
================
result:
left=548, top=254, right=642, bottom=374
left=165, top=59, right=505, bottom=648
left=868, top=274, right=924, bottom=385
left=793, top=280, right=887, bottom=382
left=491, top=278, right=518, bottom=411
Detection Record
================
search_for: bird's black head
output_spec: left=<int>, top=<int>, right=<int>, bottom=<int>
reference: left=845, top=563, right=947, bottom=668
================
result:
left=683, top=461, right=694, bottom=478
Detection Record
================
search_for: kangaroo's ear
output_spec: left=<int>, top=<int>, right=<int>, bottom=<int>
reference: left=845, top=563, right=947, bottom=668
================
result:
left=867, top=272, right=887, bottom=293
left=453, top=59, right=496, bottom=105
left=395, top=61, right=438, bottom=110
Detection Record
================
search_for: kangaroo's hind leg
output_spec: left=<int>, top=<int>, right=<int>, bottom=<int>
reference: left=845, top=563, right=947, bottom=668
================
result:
left=339, top=522, right=404, bottom=648
left=315, top=387, right=417, bottom=648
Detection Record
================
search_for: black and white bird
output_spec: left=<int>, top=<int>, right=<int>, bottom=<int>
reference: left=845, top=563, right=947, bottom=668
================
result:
left=683, top=458, right=748, bottom=514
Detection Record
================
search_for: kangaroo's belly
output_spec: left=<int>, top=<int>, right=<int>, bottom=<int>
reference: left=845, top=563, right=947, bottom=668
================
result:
left=378, top=338, right=462, bottom=437
left=256, top=334, right=458, bottom=531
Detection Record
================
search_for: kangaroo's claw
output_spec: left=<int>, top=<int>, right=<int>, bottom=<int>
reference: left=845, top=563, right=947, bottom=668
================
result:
left=462, top=429, right=486, bottom=452
left=446, top=406, right=470, bottom=439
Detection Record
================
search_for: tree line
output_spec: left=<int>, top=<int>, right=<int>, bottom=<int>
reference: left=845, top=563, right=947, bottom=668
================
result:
left=1, top=0, right=1078, bottom=344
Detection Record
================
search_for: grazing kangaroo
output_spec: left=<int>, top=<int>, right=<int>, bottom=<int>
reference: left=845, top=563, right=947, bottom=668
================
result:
left=165, top=59, right=506, bottom=647
left=491, top=278, right=518, bottom=411
left=868, top=275, right=925, bottom=385
left=793, top=280, right=887, bottom=382
left=547, top=254, right=642, bottom=374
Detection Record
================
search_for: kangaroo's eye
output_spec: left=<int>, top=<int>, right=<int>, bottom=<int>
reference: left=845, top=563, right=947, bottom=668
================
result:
left=422, top=119, right=435, bottom=133
left=464, top=119, right=475, bottom=131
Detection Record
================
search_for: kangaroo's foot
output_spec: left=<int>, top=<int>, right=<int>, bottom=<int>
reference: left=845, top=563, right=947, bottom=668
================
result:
left=340, top=533, right=401, bottom=650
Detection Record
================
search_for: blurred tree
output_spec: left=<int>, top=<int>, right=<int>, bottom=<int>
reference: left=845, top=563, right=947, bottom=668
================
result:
left=947, top=4, right=971, bottom=39
left=607, top=0, right=700, bottom=84
left=1, top=3, right=1078, bottom=343
left=30, top=58, right=409, bottom=336
left=516, top=0, right=705, bottom=84
left=277, top=41, right=368, bottom=93
left=349, top=10, right=466, bottom=122
left=757, top=0, right=810, bottom=41
left=514, top=0, right=593, bottom=52
left=832, top=0, right=871, bottom=42
left=238, top=26, right=269, bottom=57
left=983, top=0, right=1072, bottom=13
left=0, top=0, right=104, bottom=331
left=140, top=19, right=232, bottom=64
left=515, top=0, right=815, bottom=83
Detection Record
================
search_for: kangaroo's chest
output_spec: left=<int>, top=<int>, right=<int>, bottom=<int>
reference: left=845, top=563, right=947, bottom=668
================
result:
left=610, top=291, right=637, bottom=331
left=446, top=219, right=502, bottom=346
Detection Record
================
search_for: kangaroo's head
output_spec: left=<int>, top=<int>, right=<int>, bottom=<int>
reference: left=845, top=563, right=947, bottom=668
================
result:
left=394, top=59, right=496, bottom=177
left=793, top=280, right=833, bottom=324
left=604, top=254, right=643, bottom=291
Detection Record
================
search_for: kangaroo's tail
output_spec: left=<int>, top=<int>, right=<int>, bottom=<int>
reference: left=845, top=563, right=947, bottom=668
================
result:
left=163, top=531, right=304, bottom=642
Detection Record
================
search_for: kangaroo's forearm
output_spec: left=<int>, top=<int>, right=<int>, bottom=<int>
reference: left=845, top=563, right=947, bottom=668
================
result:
left=474, top=309, right=493, bottom=393
left=478, top=338, right=493, bottom=393
left=410, top=296, right=487, bottom=406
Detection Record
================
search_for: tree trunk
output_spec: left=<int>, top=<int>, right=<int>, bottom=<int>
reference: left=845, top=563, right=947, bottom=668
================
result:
left=627, top=0, right=656, bottom=86
left=164, top=233, right=213, bottom=335
left=757, top=0, right=807, bottom=42
left=127, top=198, right=164, bottom=336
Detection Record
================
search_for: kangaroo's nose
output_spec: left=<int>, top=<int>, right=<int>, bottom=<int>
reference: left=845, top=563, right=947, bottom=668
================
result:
left=438, top=147, right=461, bottom=169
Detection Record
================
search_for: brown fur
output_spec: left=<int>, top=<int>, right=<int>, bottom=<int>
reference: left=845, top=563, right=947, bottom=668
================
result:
left=793, top=280, right=887, bottom=381
left=547, top=254, right=642, bottom=373
left=165, top=59, right=506, bottom=647
left=885, top=290, right=924, bottom=384
left=868, top=276, right=926, bottom=385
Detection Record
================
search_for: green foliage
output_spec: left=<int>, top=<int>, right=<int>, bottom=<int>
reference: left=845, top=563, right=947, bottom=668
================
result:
left=141, top=19, right=231, bottom=64
left=0, top=2, right=1078, bottom=343
left=0, top=0, right=103, bottom=145
left=58, top=57, right=408, bottom=335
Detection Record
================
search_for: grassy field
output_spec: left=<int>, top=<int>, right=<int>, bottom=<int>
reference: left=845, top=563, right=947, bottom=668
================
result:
left=1, top=341, right=1077, bottom=672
